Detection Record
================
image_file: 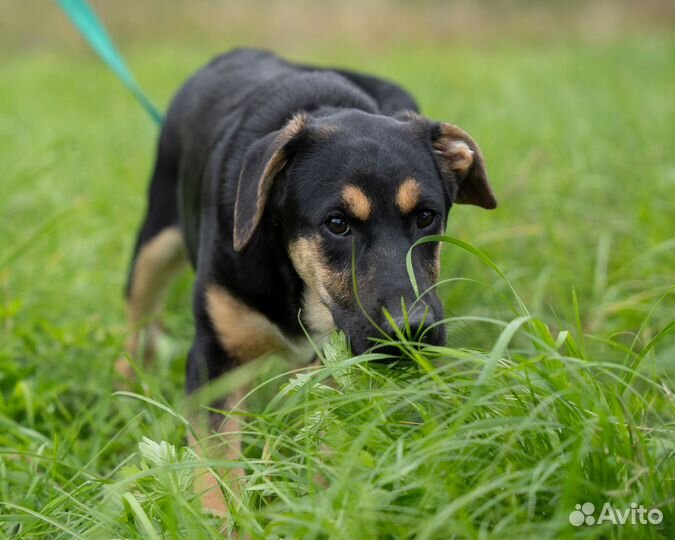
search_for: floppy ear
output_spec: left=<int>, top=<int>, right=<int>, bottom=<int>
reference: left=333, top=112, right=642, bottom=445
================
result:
left=431, top=122, right=497, bottom=209
left=233, top=113, right=309, bottom=251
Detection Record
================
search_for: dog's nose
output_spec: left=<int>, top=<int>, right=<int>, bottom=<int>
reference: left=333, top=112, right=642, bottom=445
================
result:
left=386, top=307, right=436, bottom=341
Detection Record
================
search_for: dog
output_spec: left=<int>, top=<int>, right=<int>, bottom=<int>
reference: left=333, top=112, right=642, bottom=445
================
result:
left=118, top=48, right=497, bottom=515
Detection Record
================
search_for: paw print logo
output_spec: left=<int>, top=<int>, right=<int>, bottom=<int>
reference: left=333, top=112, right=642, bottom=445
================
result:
left=569, top=502, right=596, bottom=526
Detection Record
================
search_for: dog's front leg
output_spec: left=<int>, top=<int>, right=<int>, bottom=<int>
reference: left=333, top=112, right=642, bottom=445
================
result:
left=185, top=319, right=245, bottom=519
left=186, top=280, right=298, bottom=524
left=188, top=388, right=247, bottom=519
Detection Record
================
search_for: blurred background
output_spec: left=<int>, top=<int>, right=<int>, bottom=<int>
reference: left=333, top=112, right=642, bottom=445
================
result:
left=3, top=0, right=675, bottom=53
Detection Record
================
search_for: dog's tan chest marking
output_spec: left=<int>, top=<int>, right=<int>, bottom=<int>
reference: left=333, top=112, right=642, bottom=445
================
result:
left=205, top=284, right=290, bottom=362
left=395, top=177, right=422, bottom=214
left=341, top=184, right=372, bottom=221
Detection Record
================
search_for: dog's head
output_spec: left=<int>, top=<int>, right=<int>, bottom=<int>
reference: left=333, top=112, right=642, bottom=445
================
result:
left=233, top=110, right=496, bottom=354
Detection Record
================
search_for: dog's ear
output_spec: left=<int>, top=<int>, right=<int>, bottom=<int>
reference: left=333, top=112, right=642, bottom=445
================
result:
left=430, top=122, right=497, bottom=209
left=233, top=113, right=309, bottom=251
left=397, top=111, right=497, bottom=209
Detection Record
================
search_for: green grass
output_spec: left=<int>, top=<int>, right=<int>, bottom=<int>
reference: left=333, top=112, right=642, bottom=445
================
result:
left=1, top=30, right=674, bottom=539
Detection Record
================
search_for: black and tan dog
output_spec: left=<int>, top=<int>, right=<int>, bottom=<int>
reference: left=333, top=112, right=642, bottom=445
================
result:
left=119, top=48, right=496, bottom=513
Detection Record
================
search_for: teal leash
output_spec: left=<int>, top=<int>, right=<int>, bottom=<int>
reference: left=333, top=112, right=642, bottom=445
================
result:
left=58, top=0, right=163, bottom=124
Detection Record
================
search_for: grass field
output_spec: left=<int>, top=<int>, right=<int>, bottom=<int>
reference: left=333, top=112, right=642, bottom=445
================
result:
left=0, top=2, right=674, bottom=538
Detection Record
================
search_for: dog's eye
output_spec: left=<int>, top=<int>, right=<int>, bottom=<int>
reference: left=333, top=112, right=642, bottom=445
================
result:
left=416, top=209, right=436, bottom=229
left=325, top=215, right=350, bottom=236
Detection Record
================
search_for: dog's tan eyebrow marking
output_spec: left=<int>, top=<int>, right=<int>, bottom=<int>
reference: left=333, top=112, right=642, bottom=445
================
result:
left=396, top=177, right=422, bottom=214
left=341, top=184, right=372, bottom=221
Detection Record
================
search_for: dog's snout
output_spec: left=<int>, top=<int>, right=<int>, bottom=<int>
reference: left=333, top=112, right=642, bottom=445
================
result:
left=386, top=306, right=436, bottom=341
